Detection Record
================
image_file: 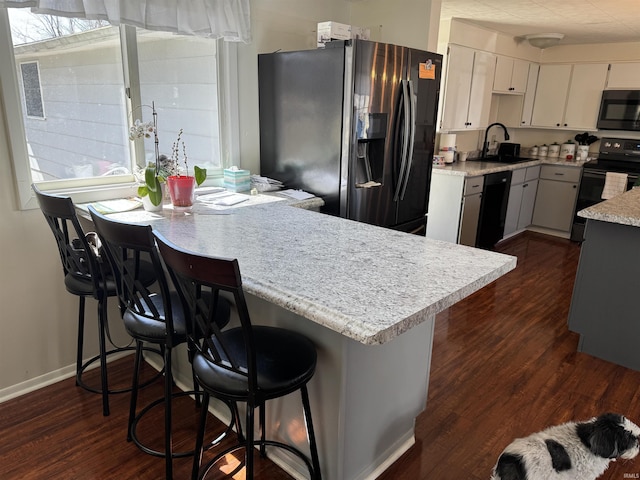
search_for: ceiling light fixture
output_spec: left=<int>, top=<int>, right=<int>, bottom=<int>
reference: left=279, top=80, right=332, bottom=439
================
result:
left=524, top=33, right=565, bottom=49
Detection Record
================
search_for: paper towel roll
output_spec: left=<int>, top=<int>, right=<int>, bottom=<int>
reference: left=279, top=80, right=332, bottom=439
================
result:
left=440, top=133, right=456, bottom=151
left=443, top=151, right=455, bottom=164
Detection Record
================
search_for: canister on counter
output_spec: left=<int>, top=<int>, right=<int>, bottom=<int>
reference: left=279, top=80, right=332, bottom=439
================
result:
left=577, top=145, right=589, bottom=161
left=548, top=143, right=560, bottom=158
left=560, top=142, right=576, bottom=160
left=539, top=144, right=549, bottom=157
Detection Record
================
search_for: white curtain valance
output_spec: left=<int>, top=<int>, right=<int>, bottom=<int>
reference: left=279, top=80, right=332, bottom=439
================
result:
left=0, top=0, right=251, bottom=43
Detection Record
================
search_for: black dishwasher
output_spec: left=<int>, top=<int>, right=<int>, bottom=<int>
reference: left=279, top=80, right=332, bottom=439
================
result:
left=476, top=171, right=512, bottom=249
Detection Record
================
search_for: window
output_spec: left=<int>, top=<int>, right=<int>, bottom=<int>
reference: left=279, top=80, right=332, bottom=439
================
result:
left=19, top=61, right=44, bottom=118
left=0, top=7, right=238, bottom=209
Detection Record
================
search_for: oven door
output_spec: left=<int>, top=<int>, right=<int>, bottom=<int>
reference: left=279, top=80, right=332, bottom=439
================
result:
left=570, top=168, right=639, bottom=241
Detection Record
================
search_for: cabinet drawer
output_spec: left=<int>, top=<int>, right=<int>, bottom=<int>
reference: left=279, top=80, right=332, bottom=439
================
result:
left=511, top=168, right=526, bottom=185
left=539, top=165, right=581, bottom=183
left=464, top=176, right=484, bottom=195
left=525, top=165, right=541, bottom=182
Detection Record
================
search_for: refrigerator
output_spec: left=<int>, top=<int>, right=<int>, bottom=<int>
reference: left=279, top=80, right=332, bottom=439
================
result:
left=258, top=39, right=442, bottom=234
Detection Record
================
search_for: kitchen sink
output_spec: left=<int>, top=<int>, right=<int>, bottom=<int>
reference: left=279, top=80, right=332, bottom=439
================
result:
left=478, top=155, right=534, bottom=164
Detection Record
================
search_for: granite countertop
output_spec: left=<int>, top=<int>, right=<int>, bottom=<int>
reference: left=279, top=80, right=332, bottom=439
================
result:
left=108, top=201, right=516, bottom=345
left=433, top=157, right=586, bottom=177
left=578, top=187, right=640, bottom=227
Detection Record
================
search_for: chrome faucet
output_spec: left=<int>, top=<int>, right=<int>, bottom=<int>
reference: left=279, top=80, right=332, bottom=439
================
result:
left=482, top=122, right=510, bottom=159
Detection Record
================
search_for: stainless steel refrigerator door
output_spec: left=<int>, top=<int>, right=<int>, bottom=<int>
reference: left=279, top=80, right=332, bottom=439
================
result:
left=258, top=47, right=346, bottom=215
left=347, top=41, right=407, bottom=227
left=394, top=48, right=442, bottom=232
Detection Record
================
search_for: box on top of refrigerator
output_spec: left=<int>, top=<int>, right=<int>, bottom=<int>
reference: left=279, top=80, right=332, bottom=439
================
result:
left=317, top=21, right=351, bottom=45
left=317, top=22, right=371, bottom=47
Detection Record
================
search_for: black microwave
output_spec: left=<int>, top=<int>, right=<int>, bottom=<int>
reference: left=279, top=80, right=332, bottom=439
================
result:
left=597, top=90, right=640, bottom=131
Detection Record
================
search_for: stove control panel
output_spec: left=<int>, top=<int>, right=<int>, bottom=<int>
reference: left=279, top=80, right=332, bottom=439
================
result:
left=600, top=137, right=640, bottom=156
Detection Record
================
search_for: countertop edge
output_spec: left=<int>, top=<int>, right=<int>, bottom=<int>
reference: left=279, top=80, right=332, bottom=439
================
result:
left=578, top=187, right=640, bottom=228
left=433, top=158, right=585, bottom=177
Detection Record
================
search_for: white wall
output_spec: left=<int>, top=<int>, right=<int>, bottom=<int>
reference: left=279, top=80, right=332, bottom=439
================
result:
left=0, top=0, right=438, bottom=400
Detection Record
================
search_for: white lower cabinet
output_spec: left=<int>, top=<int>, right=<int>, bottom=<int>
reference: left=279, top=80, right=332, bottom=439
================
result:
left=504, top=165, right=540, bottom=238
left=459, top=177, right=483, bottom=247
left=426, top=173, right=483, bottom=245
left=531, top=165, right=581, bottom=233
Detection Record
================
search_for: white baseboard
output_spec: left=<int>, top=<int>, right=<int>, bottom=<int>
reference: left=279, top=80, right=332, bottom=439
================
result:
left=0, top=351, right=133, bottom=404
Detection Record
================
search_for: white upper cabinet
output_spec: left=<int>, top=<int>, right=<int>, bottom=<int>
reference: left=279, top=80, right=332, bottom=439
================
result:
left=531, top=64, right=572, bottom=128
left=520, top=63, right=540, bottom=126
left=607, top=63, right=640, bottom=89
left=531, top=63, right=608, bottom=130
left=493, top=56, right=529, bottom=94
left=441, top=45, right=496, bottom=131
left=563, top=64, right=609, bottom=130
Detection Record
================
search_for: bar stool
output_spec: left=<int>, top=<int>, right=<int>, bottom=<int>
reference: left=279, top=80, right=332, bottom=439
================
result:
left=33, top=185, right=158, bottom=416
left=155, top=232, right=322, bottom=480
left=89, top=207, right=233, bottom=479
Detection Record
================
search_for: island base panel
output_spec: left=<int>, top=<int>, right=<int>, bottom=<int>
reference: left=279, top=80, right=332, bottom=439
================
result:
left=246, top=295, right=435, bottom=480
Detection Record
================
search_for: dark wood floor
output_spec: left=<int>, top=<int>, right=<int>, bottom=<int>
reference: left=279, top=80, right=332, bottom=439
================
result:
left=2, top=231, right=640, bottom=479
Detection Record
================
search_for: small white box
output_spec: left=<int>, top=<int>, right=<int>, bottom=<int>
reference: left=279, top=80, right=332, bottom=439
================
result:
left=317, top=21, right=352, bottom=46
left=352, top=26, right=371, bottom=40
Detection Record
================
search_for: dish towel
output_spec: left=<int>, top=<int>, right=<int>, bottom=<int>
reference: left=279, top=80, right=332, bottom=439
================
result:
left=601, top=172, right=628, bottom=199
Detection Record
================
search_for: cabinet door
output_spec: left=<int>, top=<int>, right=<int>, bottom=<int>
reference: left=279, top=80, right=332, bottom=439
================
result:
left=493, top=56, right=513, bottom=93
left=531, top=64, right=572, bottom=127
left=459, top=192, right=482, bottom=246
left=520, top=63, right=539, bottom=126
left=563, top=63, right=609, bottom=130
left=607, top=63, right=640, bottom=89
left=467, top=50, right=496, bottom=130
left=440, top=45, right=474, bottom=130
left=504, top=182, right=523, bottom=237
left=494, top=57, right=529, bottom=94
left=517, top=178, right=538, bottom=230
left=426, top=173, right=465, bottom=243
left=532, top=178, right=578, bottom=232
left=510, top=59, right=530, bottom=94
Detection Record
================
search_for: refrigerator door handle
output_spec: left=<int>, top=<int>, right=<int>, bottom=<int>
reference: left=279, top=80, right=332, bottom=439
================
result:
left=394, top=79, right=410, bottom=202
left=399, top=79, right=417, bottom=200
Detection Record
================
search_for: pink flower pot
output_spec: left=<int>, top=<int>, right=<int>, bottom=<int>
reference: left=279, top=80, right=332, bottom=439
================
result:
left=167, top=175, right=195, bottom=210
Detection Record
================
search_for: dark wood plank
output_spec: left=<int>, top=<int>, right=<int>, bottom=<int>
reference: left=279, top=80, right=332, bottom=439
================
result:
left=2, top=231, right=640, bottom=479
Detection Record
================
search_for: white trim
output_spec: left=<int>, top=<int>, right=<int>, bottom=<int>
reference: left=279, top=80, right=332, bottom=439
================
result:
left=0, top=9, right=37, bottom=209
left=0, top=350, right=133, bottom=404
left=217, top=40, right=240, bottom=168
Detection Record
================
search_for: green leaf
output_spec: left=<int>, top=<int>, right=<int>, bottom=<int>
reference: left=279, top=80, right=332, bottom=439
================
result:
left=194, top=165, right=207, bottom=186
left=137, top=185, right=149, bottom=197
left=148, top=177, right=163, bottom=206
left=145, top=167, right=158, bottom=192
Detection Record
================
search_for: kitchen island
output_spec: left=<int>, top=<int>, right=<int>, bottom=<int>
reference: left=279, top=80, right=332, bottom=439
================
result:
left=108, top=199, right=516, bottom=480
left=568, top=187, right=640, bottom=371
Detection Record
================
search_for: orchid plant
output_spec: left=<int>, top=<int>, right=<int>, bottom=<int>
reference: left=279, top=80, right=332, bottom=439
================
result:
left=129, top=102, right=206, bottom=206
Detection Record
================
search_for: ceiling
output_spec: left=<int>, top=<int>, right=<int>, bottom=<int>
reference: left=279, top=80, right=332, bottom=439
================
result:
left=439, top=0, right=640, bottom=46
